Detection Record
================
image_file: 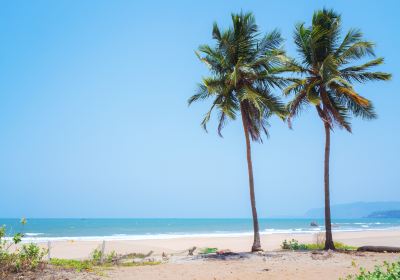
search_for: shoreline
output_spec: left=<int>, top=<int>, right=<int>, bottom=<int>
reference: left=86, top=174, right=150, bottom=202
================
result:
left=26, top=229, right=400, bottom=259
left=16, top=226, right=400, bottom=243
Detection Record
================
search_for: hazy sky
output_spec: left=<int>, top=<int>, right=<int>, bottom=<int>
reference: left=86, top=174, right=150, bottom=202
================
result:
left=0, top=0, right=399, bottom=218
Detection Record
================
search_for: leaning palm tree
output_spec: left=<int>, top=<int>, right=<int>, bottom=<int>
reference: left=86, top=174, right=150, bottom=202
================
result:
left=188, top=12, right=289, bottom=252
left=285, top=9, right=391, bottom=250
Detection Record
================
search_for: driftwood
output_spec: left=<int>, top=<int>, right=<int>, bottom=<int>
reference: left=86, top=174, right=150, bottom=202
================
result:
left=112, top=250, right=154, bottom=263
left=200, top=252, right=246, bottom=260
left=188, top=246, right=197, bottom=256
left=357, top=246, right=400, bottom=253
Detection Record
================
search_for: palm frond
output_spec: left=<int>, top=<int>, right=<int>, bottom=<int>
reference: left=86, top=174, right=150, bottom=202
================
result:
left=287, top=90, right=308, bottom=128
left=283, top=80, right=305, bottom=96
left=323, top=91, right=352, bottom=132
left=342, top=71, right=392, bottom=83
left=188, top=84, right=214, bottom=105
left=329, top=83, right=369, bottom=107
left=200, top=98, right=219, bottom=132
left=257, top=29, right=283, bottom=54
left=337, top=41, right=375, bottom=63
left=327, top=98, right=352, bottom=132
left=245, top=85, right=286, bottom=117
left=319, top=54, right=339, bottom=82
left=335, top=28, right=363, bottom=57
left=217, top=111, right=226, bottom=137
left=294, top=23, right=312, bottom=66
left=336, top=93, right=377, bottom=120
left=212, top=22, right=221, bottom=40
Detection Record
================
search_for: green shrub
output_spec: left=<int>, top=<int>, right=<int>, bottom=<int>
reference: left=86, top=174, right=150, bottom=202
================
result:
left=199, top=247, right=218, bottom=254
left=342, top=261, right=400, bottom=280
left=50, top=251, right=160, bottom=272
left=281, top=239, right=308, bottom=250
left=50, top=258, right=93, bottom=272
left=91, top=248, right=102, bottom=264
left=18, top=243, right=47, bottom=270
left=105, top=250, right=117, bottom=263
left=90, top=248, right=117, bottom=264
left=281, top=239, right=357, bottom=251
left=333, top=242, right=358, bottom=251
left=0, top=219, right=47, bottom=278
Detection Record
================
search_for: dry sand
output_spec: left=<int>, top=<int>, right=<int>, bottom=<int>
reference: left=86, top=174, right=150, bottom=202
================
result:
left=39, top=229, right=400, bottom=259
left=21, top=229, right=399, bottom=280
left=106, top=251, right=400, bottom=280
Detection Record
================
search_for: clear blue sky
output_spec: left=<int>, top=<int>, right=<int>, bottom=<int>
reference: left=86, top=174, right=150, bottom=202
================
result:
left=0, top=0, right=398, bottom=218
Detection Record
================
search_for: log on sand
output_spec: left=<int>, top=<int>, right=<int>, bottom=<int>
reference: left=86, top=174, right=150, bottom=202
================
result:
left=357, top=246, right=400, bottom=253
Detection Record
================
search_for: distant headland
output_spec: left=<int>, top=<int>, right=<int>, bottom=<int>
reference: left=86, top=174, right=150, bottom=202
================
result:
left=304, top=201, right=400, bottom=219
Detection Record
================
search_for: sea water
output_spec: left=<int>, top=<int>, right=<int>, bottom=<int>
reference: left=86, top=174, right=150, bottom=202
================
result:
left=0, top=218, right=399, bottom=242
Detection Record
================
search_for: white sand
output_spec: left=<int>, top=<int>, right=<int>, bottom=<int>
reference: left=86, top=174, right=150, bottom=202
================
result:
left=106, top=251, right=400, bottom=280
left=25, top=229, right=400, bottom=279
left=36, top=229, right=400, bottom=259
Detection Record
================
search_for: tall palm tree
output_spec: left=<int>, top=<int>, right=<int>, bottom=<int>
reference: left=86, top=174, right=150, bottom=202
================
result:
left=285, top=9, right=391, bottom=250
left=188, top=12, right=289, bottom=252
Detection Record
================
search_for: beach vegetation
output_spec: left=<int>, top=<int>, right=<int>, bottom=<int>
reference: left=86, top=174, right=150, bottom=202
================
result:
left=281, top=239, right=357, bottom=251
left=106, top=250, right=117, bottom=263
left=188, top=11, right=291, bottom=252
left=120, top=260, right=161, bottom=267
left=342, top=261, right=400, bottom=279
left=281, top=239, right=308, bottom=250
left=199, top=247, right=218, bottom=254
left=50, top=250, right=160, bottom=273
left=50, top=258, right=93, bottom=272
left=90, top=247, right=117, bottom=264
left=0, top=220, right=47, bottom=278
left=50, top=249, right=116, bottom=272
left=91, top=248, right=102, bottom=263
left=284, top=8, right=391, bottom=250
left=122, top=250, right=153, bottom=259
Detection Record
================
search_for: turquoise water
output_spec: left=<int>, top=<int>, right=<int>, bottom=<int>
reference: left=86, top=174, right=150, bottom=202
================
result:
left=1, top=218, right=399, bottom=241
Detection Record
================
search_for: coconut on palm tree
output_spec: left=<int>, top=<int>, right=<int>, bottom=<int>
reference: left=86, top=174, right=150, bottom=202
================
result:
left=285, top=9, right=391, bottom=250
left=188, top=12, right=289, bottom=252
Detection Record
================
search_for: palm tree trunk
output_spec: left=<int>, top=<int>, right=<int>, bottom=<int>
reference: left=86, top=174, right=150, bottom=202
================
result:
left=323, top=121, right=335, bottom=250
left=240, top=107, right=262, bottom=252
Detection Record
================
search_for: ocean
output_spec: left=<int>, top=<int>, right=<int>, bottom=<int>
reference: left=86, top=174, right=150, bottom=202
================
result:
left=1, top=218, right=399, bottom=242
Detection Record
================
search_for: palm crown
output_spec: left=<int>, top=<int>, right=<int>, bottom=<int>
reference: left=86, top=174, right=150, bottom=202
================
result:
left=286, top=9, right=391, bottom=131
left=188, top=12, right=289, bottom=142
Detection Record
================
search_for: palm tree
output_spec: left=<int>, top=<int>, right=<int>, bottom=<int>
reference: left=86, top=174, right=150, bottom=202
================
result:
left=285, top=9, right=391, bottom=250
left=188, top=12, right=289, bottom=252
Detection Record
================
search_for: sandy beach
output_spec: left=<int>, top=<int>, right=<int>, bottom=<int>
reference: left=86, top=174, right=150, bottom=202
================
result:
left=39, top=229, right=400, bottom=259
left=104, top=251, right=399, bottom=280
left=23, top=229, right=399, bottom=280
